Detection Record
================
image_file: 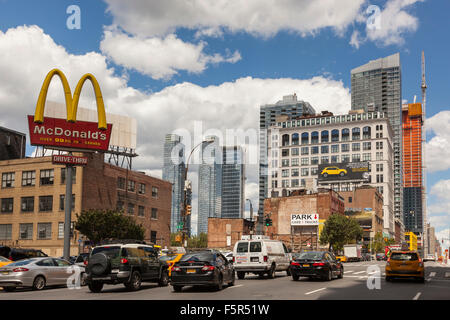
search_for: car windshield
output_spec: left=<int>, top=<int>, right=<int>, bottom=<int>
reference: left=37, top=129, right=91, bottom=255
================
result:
left=297, top=252, right=323, bottom=260
left=159, top=255, right=178, bottom=261
left=0, top=256, right=9, bottom=262
left=91, top=246, right=121, bottom=258
left=6, top=259, right=35, bottom=266
left=180, top=252, right=214, bottom=262
left=390, top=252, right=418, bottom=261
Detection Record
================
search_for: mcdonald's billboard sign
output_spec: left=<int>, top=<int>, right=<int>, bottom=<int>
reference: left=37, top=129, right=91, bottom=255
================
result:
left=28, top=69, right=112, bottom=152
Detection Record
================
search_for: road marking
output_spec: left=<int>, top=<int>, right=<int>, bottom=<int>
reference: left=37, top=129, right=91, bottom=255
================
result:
left=354, top=271, right=366, bottom=274
left=344, top=270, right=354, bottom=274
left=429, top=272, right=436, bottom=277
left=413, top=292, right=421, bottom=300
left=305, top=288, right=326, bottom=295
left=228, top=284, right=243, bottom=289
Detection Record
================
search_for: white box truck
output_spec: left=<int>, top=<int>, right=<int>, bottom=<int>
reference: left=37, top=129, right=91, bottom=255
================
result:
left=343, top=244, right=362, bottom=262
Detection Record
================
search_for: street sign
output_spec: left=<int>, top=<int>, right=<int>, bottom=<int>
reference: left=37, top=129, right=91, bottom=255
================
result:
left=291, top=213, right=319, bottom=226
left=52, top=155, right=88, bottom=166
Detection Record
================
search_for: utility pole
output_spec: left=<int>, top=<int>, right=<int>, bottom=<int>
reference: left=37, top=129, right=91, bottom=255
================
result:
left=63, top=154, right=73, bottom=261
left=246, top=199, right=253, bottom=240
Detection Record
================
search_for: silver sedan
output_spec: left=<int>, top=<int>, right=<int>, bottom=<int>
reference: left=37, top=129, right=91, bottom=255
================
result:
left=0, top=257, right=85, bottom=292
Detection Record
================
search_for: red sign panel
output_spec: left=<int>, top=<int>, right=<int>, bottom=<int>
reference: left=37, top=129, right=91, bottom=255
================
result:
left=52, top=155, right=88, bottom=166
left=28, top=115, right=112, bottom=152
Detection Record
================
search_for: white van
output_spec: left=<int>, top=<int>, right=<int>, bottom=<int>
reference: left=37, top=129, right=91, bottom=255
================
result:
left=232, top=236, right=291, bottom=279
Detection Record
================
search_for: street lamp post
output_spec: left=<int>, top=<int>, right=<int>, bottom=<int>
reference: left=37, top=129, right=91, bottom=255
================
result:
left=246, top=199, right=253, bottom=240
left=180, top=137, right=215, bottom=247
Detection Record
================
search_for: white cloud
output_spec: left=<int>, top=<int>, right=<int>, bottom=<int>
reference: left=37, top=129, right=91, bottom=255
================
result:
left=426, top=110, right=450, bottom=173
left=365, top=0, right=424, bottom=46
left=100, top=30, right=241, bottom=80
left=104, top=0, right=366, bottom=38
left=428, top=180, right=450, bottom=231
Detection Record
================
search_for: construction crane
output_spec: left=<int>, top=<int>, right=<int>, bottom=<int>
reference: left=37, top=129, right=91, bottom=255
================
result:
left=421, top=51, right=428, bottom=256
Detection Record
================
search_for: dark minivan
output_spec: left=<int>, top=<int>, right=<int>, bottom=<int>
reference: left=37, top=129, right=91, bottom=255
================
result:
left=171, top=250, right=235, bottom=292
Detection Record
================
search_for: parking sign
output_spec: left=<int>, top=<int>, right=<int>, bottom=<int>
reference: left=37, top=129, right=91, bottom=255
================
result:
left=291, top=214, right=319, bottom=226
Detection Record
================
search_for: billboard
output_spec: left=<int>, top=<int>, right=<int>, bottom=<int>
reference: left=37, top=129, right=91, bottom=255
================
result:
left=318, top=162, right=370, bottom=182
left=291, top=213, right=319, bottom=226
left=28, top=69, right=112, bottom=152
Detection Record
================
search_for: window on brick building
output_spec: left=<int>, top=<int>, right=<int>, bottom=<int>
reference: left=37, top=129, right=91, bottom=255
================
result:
left=0, top=224, right=12, bottom=240
left=127, top=180, right=136, bottom=192
left=39, top=196, right=53, bottom=212
left=22, top=170, right=35, bottom=186
left=152, top=187, right=158, bottom=198
left=37, top=223, right=52, bottom=239
left=1, top=172, right=15, bottom=188
left=127, top=203, right=134, bottom=215
left=151, top=231, right=157, bottom=243
left=21, top=197, right=34, bottom=212
left=40, top=169, right=54, bottom=185
left=138, top=206, right=145, bottom=217
left=138, top=183, right=146, bottom=194
left=20, top=223, right=33, bottom=240
left=59, top=194, right=75, bottom=211
left=151, top=208, right=158, bottom=219
left=1, top=198, right=13, bottom=213
left=117, top=177, right=125, bottom=189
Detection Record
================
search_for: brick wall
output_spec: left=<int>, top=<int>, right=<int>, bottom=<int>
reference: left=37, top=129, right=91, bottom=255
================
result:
left=207, top=218, right=252, bottom=250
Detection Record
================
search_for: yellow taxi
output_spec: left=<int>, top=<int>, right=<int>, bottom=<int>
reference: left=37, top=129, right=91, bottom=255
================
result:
left=159, top=253, right=184, bottom=277
left=385, top=251, right=424, bottom=283
left=321, top=167, right=347, bottom=177
left=0, top=256, right=12, bottom=268
left=335, top=255, right=347, bottom=263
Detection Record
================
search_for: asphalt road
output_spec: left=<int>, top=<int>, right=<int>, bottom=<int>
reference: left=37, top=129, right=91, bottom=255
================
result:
left=0, top=261, right=448, bottom=300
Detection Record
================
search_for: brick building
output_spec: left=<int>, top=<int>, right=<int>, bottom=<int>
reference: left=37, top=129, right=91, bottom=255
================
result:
left=0, top=153, right=171, bottom=256
left=263, top=189, right=345, bottom=251
left=0, top=127, right=26, bottom=161
left=207, top=218, right=253, bottom=250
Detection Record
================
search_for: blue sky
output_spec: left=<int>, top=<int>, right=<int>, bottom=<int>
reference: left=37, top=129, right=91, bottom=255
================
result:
left=0, top=0, right=449, bottom=244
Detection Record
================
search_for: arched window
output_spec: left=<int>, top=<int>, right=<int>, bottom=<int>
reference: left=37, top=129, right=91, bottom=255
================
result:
left=301, top=132, right=309, bottom=145
left=292, top=133, right=299, bottom=145
left=331, top=129, right=339, bottom=142
left=282, top=134, right=290, bottom=146
left=342, top=128, right=350, bottom=141
left=363, top=126, right=371, bottom=139
left=352, top=127, right=360, bottom=140
left=321, top=130, right=329, bottom=143
left=311, top=131, right=319, bottom=144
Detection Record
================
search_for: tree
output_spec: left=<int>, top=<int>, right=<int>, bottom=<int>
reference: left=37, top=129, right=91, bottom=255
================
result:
left=75, top=209, right=145, bottom=245
left=319, top=213, right=363, bottom=253
left=369, top=231, right=396, bottom=253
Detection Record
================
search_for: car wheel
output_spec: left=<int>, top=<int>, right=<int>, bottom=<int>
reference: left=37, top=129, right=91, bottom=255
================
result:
left=228, top=271, right=235, bottom=287
left=385, top=276, right=391, bottom=282
left=267, top=264, right=276, bottom=279
left=125, top=271, right=142, bottom=291
left=323, top=269, right=332, bottom=281
left=292, top=274, right=300, bottom=281
left=88, top=281, right=104, bottom=293
left=158, top=269, right=169, bottom=287
left=323, top=173, right=328, bottom=178
left=340, top=172, right=345, bottom=176
left=80, top=273, right=87, bottom=286
left=237, top=271, right=245, bottom=279
left=215, top=274, right=223, bottom=291
left=173, top=285, right=183, bottom=292
left=32, top=276, right=46, bottom=290
left=3, top=287, right=16, bottom=292
left=338, top=267, right=344, bottom=279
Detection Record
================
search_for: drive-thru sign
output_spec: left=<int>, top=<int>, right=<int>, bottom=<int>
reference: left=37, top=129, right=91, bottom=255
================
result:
left=291, top=214, right=319, bottom=226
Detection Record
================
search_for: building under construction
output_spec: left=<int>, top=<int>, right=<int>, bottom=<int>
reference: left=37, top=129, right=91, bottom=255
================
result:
left=402, top=102, right=423, bottom=234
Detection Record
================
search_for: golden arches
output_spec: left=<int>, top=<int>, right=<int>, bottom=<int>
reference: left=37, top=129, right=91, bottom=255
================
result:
left=34, top=69, right=107, bottom=130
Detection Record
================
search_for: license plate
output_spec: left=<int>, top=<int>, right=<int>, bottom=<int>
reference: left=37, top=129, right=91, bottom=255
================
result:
left=111, top=269, right=119, bottom=273
left=303, top=264, right=310, bottom=267
left=186, top=269, right=196, bottom=273
left=251, top=257, right=259, bottom=262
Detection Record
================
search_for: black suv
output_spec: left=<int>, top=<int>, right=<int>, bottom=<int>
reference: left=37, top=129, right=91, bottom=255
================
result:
left=0, top=246, right=48, bottom=261
left=85, top=241, right=169, bottom=293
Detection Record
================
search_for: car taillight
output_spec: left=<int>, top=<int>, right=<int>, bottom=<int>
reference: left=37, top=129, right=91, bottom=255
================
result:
left=120, top=258, right=128, bottom=264
left=84, top=260, right=88, bottom=266
left=13, top=267, right=29, bottom=272
left=263, top=256, right=268, bottom=262
left=313, top=262, right=325, bottom=267
left=201, top=265, right=215, bottom=272
left=291, top=262, right=300, bottom=266
left=232, top=257, right=235, bottom=263
left=172, top=266, right=181, bottom=272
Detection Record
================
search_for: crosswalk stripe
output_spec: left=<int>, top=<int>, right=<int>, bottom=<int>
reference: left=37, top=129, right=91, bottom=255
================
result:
left=354, top=271, right=366, bottom=275
left=344, top=270, right=354, bottom=274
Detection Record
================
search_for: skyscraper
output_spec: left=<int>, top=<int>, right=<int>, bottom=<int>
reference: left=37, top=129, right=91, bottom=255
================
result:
left=197, top=135, right=222, bottom=234
left=351, top=53, right=403, bottom=228
left=258, top=94, right=316, bottom=233
left=402, top=103, right=423, bottom=234
left=221, top=146, right=245, bottom=219
left=162, top=134, right=185, bottom=233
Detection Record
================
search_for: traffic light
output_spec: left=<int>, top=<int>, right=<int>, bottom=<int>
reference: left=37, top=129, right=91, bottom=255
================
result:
left=186, top=205, right=192, bottom=216
left=265, top=218, right=272, bottom=226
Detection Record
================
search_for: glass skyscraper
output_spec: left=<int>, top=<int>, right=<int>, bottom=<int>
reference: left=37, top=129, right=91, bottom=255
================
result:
left=162, top=134, right=185, bottom=233
left=351, top=53, right=403, bottom=229
left=197, top=135, right=222, bottom=234
left=258, top=94, right=316, bottom=234
left=221, top=146, right=245, bottom=219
